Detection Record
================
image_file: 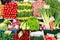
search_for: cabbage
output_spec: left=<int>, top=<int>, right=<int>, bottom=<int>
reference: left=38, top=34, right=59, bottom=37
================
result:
left=0, top=23, right=8, bottom=30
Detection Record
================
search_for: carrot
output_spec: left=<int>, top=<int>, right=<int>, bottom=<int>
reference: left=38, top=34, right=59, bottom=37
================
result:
left=49, top=21, right=54, bottom=30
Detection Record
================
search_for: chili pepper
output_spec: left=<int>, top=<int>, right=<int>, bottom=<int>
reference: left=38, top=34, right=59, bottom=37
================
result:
left=14, top=33, right=19, bottom=40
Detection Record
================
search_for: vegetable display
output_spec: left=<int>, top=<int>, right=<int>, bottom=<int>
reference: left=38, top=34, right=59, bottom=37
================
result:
left=17, top=2, right=33, bottom=17
left=0, top=0, right=60, bottom=40
left=2, top=2, right=18, bottom=19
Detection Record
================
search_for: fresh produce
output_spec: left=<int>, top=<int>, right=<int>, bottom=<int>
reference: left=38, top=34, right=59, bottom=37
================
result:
left=17, top=2, right=33, bottom=17
left=17, top=9, right=33, bottom=17
left=45, top=35, right=56, bottom=40
left=8, top=19, right=21, bottom=30
left=45, top=0, right=60, bottom=28
left=2, top=2, right=18, bottom=19
left=17, top=2, right=32, bottom=10
left=39, top=8, right=50, bottom=29
left=20, top=21, right=30, bottom=30
left=20, top=17, right=39, bottom=30
left=54, top=11, right=60, bottom=28
left=19, top=31, right=29, bottom=40
left=32, top=0, right=46, bottom=17
left=3, top=19, right=11, bottom=24
left=1, top=30, right=18, bottom=40
left=14, top=33, right=19, bottom=40
left=0, top=4, right=4, bottom=18
left=27, top=17, right=39, bottom=30
left=0, top=23, right=8, bottom=30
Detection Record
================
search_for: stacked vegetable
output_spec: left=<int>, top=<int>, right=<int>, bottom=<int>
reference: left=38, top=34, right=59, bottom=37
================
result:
left=8, top=19, right=21, bottom=30
left=32, top=0, right=46, bottom=17
left=0, top=30, right=18, bottom=40
left=17, top=2, right=33, bottom=17
left=45, top=0, right=60, bottom=28
left=39, top=8, right=50, bottom=29
left=0, top=4, right=4, bottom=18
left=0, top=23, right=8, bottom=30
left=0, top=19, right=11, bottom=30
left=19, top=31, right=29, bottom=40
left=27, top=17, right=39, bottom=30
left=20, top=17, right=39, bottom=30
left=2, top=2, right=18, bottom=19
left=45, top=35, right=56, bottom=40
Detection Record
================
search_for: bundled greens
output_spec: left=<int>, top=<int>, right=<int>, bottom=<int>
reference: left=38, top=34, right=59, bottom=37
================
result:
left=39, top=8, right=50, bottom=29
left=17, top=2, right=33, bottom=17
left=54, top=11, right=60, bottom=27
left=45, top=0, right=60, bottom=27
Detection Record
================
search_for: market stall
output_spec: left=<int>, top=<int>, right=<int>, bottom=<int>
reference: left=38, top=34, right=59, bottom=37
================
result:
left=0, top=0, right=60, bottom=40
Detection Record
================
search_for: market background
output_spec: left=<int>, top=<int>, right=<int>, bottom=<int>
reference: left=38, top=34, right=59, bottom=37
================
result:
left=0, top=0, right=60, bottom=40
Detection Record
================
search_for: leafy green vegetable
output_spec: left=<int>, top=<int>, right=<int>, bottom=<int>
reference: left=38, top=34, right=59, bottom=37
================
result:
left=3, top=19, right=11, bottom=24
left=45, top=0, right=60, bottom=27
left=39, top=8, right=50, bottom=29
left=27, top=17, right=39, bottom=30
left=20, top=17, right=39, bottom=30
left=0, top=23, right=8, bottom=30
left=54, top=11, right=60, bottom=27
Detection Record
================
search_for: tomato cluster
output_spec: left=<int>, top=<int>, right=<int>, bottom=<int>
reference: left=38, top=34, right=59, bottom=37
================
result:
left=3, top=2, right=18, bottom=19
left=45, top=35, right=56, bottom=40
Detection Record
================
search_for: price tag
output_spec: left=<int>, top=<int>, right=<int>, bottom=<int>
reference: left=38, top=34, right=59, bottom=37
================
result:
left=30, top=31, right=44, bottom=37
left=4, top=30, right=12, bottom=35
left=57, top=33, right=60, bottom=38
left=24, top=0, right=28, bottom=2
left=18, top=31, right=23, bottom=38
